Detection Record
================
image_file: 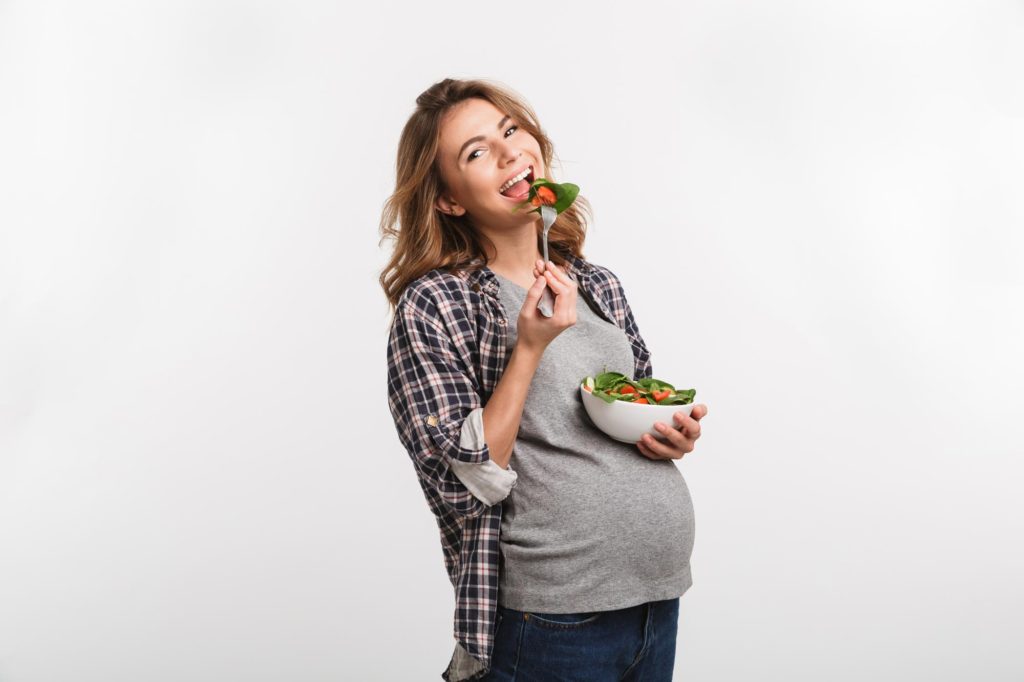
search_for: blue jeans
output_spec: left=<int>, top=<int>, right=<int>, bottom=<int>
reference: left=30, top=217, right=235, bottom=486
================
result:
left=481, top=597, right=680, bottom=681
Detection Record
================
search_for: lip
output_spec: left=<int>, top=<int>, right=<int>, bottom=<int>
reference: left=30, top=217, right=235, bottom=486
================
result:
left=498, top=164, right=534, bottom=197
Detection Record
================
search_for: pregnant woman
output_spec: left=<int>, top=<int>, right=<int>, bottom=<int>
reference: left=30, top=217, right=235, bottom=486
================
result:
left=380, top=77, right=708, bottom=682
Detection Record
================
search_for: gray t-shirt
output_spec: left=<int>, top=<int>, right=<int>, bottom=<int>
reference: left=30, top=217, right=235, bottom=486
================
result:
left=492, top=272, right=695, bottom=613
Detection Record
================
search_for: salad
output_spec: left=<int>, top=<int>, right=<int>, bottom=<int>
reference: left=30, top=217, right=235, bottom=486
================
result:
left=511, top=177, right=580, bottom=214
left=511, top=176, right=580, bottom=318
left=581, top=371, right=696, bottom=406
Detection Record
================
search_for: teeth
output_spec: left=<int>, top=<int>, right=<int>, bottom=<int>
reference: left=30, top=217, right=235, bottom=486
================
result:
left=500, top=166, right=531, bottom=193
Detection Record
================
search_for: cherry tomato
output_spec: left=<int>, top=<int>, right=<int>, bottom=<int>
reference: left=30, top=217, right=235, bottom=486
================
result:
left=530, top=185, right=557, bottom=207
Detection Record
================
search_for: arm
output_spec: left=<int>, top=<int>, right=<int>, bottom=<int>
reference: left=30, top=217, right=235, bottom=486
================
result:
left=386, top=300, right=496, bottom=519
left=446, top=338, right=542, bottom=505
left=385, top=294, right=542, bottom=517
left=480, top=341, right=542, bottom=469
left=448, top=407, right=519, bottom=506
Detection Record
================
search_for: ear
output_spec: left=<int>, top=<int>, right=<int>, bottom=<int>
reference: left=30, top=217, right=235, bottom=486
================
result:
left=435, top=195, right=461, bottom=216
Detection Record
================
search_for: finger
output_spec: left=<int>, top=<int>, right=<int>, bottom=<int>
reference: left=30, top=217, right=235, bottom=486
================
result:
left=692, top=404, right=708, bottom=420
left=640, top=432, right=675, bottom=459
left=636, top=438, right=664, bottom=460
left=552, top=280, right=575, bottom=319
left=543, top=268, right=569, bottom=296
left=653, top=420, right=687, bottom=448
left=546, top=261, right=575, bottom=288
left=542, top=261, right=566, bottom=285
left=673, top=412, right=701, bottom=439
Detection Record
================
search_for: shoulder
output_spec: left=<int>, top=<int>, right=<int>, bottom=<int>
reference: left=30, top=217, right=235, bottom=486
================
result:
left=576, top=258, right=641, bottom=326
left=558, top=249, right=619, bottom=290
left=389, top=268, right=484, bottom=360
left=576, top=259, right=626, bottom=301
left=394, top=268, right=481, bottom=337
left=397, top=268, right=474, bottom=316
left=581, top=260, right=620, bottom=287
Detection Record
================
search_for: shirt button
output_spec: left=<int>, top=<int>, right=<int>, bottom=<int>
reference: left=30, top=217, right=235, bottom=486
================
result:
left=497, top=318, right=506, bottom=326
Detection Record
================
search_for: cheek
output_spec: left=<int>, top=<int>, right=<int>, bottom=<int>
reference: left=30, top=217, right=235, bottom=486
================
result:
left=527, top=136, right=544, bottom=160
left=446, top=171, right=482, bottom=203
left=470, top=176, right=497, bottom=203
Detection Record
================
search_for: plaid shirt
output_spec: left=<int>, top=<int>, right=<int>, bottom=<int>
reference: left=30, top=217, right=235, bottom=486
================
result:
left=385, top=250, right=652, bottom=681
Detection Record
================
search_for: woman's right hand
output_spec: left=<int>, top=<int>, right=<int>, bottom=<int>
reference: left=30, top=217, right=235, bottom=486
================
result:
left=516, top=259, right=578, bottom=355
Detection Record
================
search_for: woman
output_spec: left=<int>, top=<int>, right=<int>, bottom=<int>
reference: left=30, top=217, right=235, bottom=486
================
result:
left=380, top=78, right=708, bottom=682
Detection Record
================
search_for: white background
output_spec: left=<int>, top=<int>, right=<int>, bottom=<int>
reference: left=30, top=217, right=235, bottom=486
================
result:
left=1, top=1, right=1022, bottom=680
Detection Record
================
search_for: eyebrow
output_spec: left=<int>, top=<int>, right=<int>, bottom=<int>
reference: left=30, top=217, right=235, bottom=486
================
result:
left=457, top=115, right=511, bottom=161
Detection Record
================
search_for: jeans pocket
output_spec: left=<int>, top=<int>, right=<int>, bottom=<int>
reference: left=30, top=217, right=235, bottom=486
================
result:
left=527, top=610, right=603, bottom=630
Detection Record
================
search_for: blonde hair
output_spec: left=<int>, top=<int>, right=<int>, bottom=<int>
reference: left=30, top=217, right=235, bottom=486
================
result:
left=378, top=77, right=592, bottom=312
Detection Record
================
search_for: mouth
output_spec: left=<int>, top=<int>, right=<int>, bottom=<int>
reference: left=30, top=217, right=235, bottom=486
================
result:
left=499, top=165, right=535, bottom=201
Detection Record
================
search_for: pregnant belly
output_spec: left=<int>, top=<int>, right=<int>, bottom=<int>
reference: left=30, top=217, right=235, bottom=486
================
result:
left=607, top=468, right=695, bottom=580
left=501, top=464, right=696, bottom=587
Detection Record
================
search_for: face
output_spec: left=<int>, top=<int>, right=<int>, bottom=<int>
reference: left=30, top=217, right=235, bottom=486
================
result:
left=434, top=97, right=546, bottom=228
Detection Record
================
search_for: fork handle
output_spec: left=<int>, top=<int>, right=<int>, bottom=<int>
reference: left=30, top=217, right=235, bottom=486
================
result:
left=537, top=286, right=555, bottom=317
left=537, top=205, right=557, bottom=317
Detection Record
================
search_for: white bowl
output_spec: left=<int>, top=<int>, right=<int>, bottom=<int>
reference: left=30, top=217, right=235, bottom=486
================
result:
left=579, top=383, right=695, bottom=444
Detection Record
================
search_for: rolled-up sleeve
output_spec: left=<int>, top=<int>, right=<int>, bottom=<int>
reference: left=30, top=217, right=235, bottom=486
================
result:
left=386, top=295, right=498, bottom=519
left=448, top=407, right=518, bottom=506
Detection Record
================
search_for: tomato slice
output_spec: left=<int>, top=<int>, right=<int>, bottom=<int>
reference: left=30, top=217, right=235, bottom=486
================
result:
left=634, top=397, right=649, bottom=404
left=620, top=385, right=637, bottom=395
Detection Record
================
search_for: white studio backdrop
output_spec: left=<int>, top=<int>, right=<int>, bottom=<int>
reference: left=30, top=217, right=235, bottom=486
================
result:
left=1, top=1, right=1022, bottom=680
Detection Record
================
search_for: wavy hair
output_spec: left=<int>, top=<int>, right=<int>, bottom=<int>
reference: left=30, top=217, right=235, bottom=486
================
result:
left=378, top=77, right=592, bottom=312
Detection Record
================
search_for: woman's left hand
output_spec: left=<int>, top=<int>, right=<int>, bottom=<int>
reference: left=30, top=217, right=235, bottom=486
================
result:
left=636, top=404, right=708, bottom=460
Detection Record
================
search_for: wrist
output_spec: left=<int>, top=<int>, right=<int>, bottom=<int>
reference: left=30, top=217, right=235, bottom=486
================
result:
left=513, top=339, right=544, bottom=365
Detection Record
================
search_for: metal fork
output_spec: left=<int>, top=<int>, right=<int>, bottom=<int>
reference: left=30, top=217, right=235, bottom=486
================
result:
left=537, top=204, right=557, bottom=317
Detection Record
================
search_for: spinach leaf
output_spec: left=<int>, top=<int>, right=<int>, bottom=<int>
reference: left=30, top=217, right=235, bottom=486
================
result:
left=581, top=372, right=696, bottom=406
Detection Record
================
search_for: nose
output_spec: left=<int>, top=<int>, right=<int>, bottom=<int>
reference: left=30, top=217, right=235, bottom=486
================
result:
left=498, top=141, right=523, bottom=167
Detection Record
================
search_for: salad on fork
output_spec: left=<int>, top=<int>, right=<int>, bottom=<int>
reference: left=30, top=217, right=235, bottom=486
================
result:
left=510, top=177, right=580, bottom=317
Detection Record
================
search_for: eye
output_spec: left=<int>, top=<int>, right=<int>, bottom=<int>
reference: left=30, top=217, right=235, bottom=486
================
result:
left=467, top=126, right=518, bottom=161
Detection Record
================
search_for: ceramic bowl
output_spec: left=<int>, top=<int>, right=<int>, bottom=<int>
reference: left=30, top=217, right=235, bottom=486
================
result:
left=579, top=383, right=695, bottom=445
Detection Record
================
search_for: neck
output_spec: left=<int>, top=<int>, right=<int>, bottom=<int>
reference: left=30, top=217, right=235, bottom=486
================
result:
left=478, top=218, right=545, bottom=279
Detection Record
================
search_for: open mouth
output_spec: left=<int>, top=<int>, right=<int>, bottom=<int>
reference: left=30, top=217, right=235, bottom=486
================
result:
left=499, top=165, right=534, bottom=200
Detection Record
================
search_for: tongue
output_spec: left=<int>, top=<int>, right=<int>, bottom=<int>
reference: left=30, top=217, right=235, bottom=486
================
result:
left=501, top=178, right=530, bottom=198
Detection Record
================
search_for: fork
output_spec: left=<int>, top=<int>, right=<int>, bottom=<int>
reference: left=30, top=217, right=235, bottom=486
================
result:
left=537, top=204, right=557, bottom=317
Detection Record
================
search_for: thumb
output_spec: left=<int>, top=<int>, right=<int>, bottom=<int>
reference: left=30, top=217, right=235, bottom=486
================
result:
left=523, top=274, right=547, bottom=305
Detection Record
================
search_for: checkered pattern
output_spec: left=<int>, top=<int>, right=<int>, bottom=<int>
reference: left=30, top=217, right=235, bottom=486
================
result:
left=385, top=250, right=652, bottom=681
